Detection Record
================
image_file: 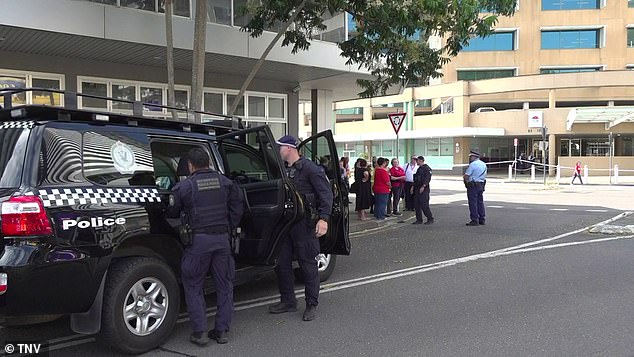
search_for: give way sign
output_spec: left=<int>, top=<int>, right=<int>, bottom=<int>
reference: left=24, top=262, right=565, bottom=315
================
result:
left=388, top=112, right=406, bottom=135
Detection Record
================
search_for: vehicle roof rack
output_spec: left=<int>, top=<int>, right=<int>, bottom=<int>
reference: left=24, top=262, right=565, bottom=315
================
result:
left=0, top=87, right=244, bottom=136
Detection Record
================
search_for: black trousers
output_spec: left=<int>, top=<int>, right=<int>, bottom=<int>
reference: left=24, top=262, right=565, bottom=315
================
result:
left=414, top=187, right=433, bottom=222
left=404, top=182, right=414, bottom=210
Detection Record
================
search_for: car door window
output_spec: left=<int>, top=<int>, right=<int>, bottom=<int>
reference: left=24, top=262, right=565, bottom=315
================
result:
left=149, top=140, right=214, bottom=191
left=221, top=130, right=281, bottom=184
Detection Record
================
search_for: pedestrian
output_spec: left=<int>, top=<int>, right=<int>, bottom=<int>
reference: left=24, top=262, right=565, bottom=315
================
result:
left=411, top=156, right=433, bottom=225
left=354, top=158, right=372, bottom=221
left=372, top=157, right=391, bottom=220
left=166, top=148, right=245, bottom=346
left=389, top=158, right=406, bottom=216
left=571, top=160, right=583, bottom=185
left=464, top=150, right=487, bottom=226
left=403, top=155, right=418, bottom=211
left=340, top=156, right=350, bottom=190
left=269, top=135, right=333, bottom=321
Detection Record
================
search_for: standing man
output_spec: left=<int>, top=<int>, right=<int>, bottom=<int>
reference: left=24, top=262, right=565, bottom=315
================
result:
left=464, top=150, right=487, bottom=226
left=411, top=156, right=433, bottom=225
left=269, top=135, right=333, bottom=321
left=166, top=148, right=244, bottom=346
left=389, top=158, right=405, bottom=216
left=403, top=155, right=418, bottom=211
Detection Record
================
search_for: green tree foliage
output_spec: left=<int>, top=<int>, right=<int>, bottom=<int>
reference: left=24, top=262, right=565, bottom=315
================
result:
left=241, top=0, right=516, bottom=97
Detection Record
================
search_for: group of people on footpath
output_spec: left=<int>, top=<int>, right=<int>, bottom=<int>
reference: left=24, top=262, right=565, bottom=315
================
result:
left=167, top=134, right=334, bottom=347
left=349, top=150, right=489, bottom=227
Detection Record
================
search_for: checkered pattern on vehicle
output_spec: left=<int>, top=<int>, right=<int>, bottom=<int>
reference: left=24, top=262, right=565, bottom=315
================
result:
left=0, top=121, right=36, bottom=129
left=38, top=187, right=161, bottom=208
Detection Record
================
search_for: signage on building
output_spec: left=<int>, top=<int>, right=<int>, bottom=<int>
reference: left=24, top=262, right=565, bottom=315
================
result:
left=528, top=111, right=543, bottom=128
left=388, top=112, right=406, bottom=135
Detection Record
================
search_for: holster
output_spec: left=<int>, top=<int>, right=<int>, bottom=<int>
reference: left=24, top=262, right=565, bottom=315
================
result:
left=179, top=211, right=193, bottom=247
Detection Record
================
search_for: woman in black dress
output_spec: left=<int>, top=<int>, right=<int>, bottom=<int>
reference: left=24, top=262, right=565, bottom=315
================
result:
left=354, top=158, right=372, bottom=220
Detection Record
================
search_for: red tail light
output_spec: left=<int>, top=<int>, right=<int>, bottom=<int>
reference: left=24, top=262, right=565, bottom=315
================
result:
left=0, top=273, right=6, bottom=295
left=1, top=196, right=53, bottom=236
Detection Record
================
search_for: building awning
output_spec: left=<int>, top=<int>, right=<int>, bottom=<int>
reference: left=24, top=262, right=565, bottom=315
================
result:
left=333, top=127, right=505, bottom=142
left=566, top=107, right=634, bottom=131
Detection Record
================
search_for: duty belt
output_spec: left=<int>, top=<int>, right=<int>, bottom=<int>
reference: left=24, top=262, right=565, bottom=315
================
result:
left=194, top=224, right=228, bottom=234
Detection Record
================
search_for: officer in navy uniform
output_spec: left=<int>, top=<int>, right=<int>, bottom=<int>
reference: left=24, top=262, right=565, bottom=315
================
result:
left=411, top=155, right=434, bottom=225
left=464, top=150, right=487, bottom=226
left=166, top=148, right=244, bottom=345
left=269, top=135, right=333, bottom=321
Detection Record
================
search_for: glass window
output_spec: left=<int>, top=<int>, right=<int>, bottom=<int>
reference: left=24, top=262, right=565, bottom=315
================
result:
left=427, top=138, right=440, bottom=156
left=121, top=0, right=156, bottom=12
left=150, top=141, right=212, bottom=190
left=206, top=0, right=232, bottom=25
left=39, top=128, right=84, bottom=185
left=204, top=92, right=223, bottom=114
left=81, top=81, right=107, bottom=109
left=540, top=67, right=601, bottom=74
left=560, top=139, right=570, bottom=156
left=111, top=83, right=135, bottom=112
left=233, top=0, right=252, bottom=27
left=159, top=0, right=190, bottom=17
left=88, top=0, right=117, bottom=4
left=140, top=86, right=163, bottom=112
left=0, top=76, right=26, bottom=106
left=0, top=127, right=29, bottom=188
left=346, top=12, right=359, bottom=39
left=630, top=0, right=634, bottom=7
left=462, top=32, right=515, bottom=51
left=628, top=28, right=634, bottom=48
left=83, top=131, right=155, bottom=187
left=542, top=0, right=599, bottom=10
left=440, top=138, right=453, bottom=157
left=32, top=78, right=62, bottom=106
left=173, top=89, right=188, bottom=109
left=571, top=139, right=581, bottom=156
left=268, top=97, right=285, bottom=119
left=248, top=95, right=266, bottom=118
left=541, top=30, right=600, bottom=49
left=583, top=138, right=610, bottom=156
left=226, top=94, right=245, bottom=116
left=457, top=69, right=515, bottom=81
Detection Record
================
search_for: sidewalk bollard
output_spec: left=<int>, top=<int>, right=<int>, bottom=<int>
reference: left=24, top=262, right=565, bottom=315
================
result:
left=583, top=165, right=589, bottom=184
left=508, top=164, right=513, bottom=181
left=614, top=164, right=619, bottom=184
left=556, top=165, right=561, bottom=184
left=531, top=165, right=535, bottom=182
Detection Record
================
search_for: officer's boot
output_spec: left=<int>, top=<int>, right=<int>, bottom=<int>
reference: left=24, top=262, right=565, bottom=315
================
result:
left=302, top=304, right=317, bottom=321
left=190, top=331, right=210, bottom=346
left=268, top=302, right=297, bottom=314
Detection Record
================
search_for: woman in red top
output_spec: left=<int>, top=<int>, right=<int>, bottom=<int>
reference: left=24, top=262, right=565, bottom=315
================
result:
left=372, top=157, right=391, bottom=220
left=388, top=158, right=406, bottom=215
left=571, top=161, right=583, bottom=185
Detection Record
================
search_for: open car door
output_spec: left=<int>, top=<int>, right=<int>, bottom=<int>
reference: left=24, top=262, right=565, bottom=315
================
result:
left=298, top=130, right=351, bottom=255
left=217, top=126, right=301, bottom=265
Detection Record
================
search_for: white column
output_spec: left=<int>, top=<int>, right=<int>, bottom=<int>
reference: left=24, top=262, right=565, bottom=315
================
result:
left=531, top=165, right=536, bottom=182
left=614, top=164, right=619, bottom=184
left=583, top=165, right=589, bottom=184
left=310, top=89, right=334, bottom=135
left=508, top=165, right=513, bottom=181
left=556, top=165, right=561, bottom=184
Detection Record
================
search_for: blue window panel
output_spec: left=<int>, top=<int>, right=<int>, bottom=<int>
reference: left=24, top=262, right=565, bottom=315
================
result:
left=542, top=0, right=599, bottom=10
left=462, top=32, right=515, bottom=51
left=540, top=67, right=600, bottom=74
left=630, top=0, right=634, bottom=7
left=541, top=30, right=599, bottom=49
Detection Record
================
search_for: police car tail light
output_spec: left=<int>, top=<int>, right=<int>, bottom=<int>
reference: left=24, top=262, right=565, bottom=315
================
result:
left=0, top=273, right=7, bottom=295
left=1, top=196, right=53, bottom=237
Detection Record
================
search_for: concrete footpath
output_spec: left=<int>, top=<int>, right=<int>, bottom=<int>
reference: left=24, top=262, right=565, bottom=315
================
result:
left=347, top=176, right=634, bottom=234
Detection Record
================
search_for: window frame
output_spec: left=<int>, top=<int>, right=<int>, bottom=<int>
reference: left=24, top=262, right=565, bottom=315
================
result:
left=540, top=26, right=604, bottom=49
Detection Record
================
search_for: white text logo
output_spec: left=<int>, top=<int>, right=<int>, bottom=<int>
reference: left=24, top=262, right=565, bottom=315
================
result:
left=62, top=217, right=126, bottom=230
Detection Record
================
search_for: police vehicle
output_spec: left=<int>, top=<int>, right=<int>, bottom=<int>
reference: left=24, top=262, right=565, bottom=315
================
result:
left=0, top=88, right=350, bottom=354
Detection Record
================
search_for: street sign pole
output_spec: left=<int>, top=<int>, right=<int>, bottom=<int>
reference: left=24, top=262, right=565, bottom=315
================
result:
left=388, top=112, right=407, bottom=162
left=513, top=137, right=518, bottom=180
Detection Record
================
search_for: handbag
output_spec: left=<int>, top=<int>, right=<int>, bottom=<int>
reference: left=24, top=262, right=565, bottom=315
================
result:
left=350, top=181, right=359, bottom=194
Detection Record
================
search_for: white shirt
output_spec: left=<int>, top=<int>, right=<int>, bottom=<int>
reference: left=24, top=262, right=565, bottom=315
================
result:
left=404, top=162, right=418, bottom=183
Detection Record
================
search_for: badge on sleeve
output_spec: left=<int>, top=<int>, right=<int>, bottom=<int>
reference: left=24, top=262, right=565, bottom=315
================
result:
left=168, top=194, right=175, bottom=207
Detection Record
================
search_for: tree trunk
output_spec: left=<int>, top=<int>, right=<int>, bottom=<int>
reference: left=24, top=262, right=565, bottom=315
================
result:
left=228, top=0, right=307, bottom=116
left=165, top=0, right=178, bottom=120
left=190, top=0, right=207, bottom=122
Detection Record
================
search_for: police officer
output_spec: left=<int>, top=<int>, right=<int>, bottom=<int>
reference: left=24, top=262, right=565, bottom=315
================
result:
left=269, top=135, right=333, bottom=321
left=166, top=148, right=244, bottom=345
left=464, top=150, right=487, bottom=226
left=411, top=155, right=434, bottom=225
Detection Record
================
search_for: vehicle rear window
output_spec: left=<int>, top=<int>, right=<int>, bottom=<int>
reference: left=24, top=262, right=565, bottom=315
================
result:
left=0, top=125, right=30, bottom=188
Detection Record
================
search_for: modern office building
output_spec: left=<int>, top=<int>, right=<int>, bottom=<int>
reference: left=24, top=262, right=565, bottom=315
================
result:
left=0, top=0, right=370, bottom=138
left=333, top=0, right=634, bottom=175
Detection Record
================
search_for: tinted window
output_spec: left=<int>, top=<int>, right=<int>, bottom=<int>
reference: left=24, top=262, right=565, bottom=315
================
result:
left=0, top=127, right=30, bottom=188
left=457, top=69, right=516, bottom=81
left=542, top=0, right=599, bottom=10
left=150, top=141, right=214, bottom=190
left=541, top=30, right=600, bottom=49
left=462, top=32, right=515, bottom=51
left=82, top=130, right=155, bottom=186
left=40, top=127, right=84, bottom=185
left=540, top=67, right=601, bottom=74
left=220, top=130, right=281, bottom=183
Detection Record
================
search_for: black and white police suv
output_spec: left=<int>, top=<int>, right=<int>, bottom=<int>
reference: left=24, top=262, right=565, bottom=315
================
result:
left=0, top=88, right=350, bottom=354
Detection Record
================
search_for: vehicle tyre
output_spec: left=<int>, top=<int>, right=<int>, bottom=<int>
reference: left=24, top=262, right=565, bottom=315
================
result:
left=99, top=257, right=180, bottom=355
left=294, top=254, right=337, bottom=282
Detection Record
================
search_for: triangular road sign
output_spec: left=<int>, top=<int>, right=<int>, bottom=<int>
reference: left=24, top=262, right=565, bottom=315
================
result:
left=388, top=112, right=406, bottom=135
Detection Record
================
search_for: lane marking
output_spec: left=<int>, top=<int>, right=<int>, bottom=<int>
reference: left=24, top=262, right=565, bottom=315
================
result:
left=515, top=207, right=529, bottom=210
left=586, top=209, right=609, bottom=213
left=549, top=208, right=569, bottom=211
left=487, top=205, right=504, bottom=208
left=18, top=211, right=633, bottom=354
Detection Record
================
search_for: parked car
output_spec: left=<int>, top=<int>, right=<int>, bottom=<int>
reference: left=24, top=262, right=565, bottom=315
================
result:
left=0, top=88, right=350, bottom=354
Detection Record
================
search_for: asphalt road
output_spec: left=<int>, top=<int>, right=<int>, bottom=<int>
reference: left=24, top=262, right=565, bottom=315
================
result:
left=2, top=182, right=634, bottom=357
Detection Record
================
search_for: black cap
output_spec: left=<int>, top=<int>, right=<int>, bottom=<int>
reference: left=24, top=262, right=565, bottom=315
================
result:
left=468, top=151, right=480, bottom=158
left=416, top=155, right=425, bottom=161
